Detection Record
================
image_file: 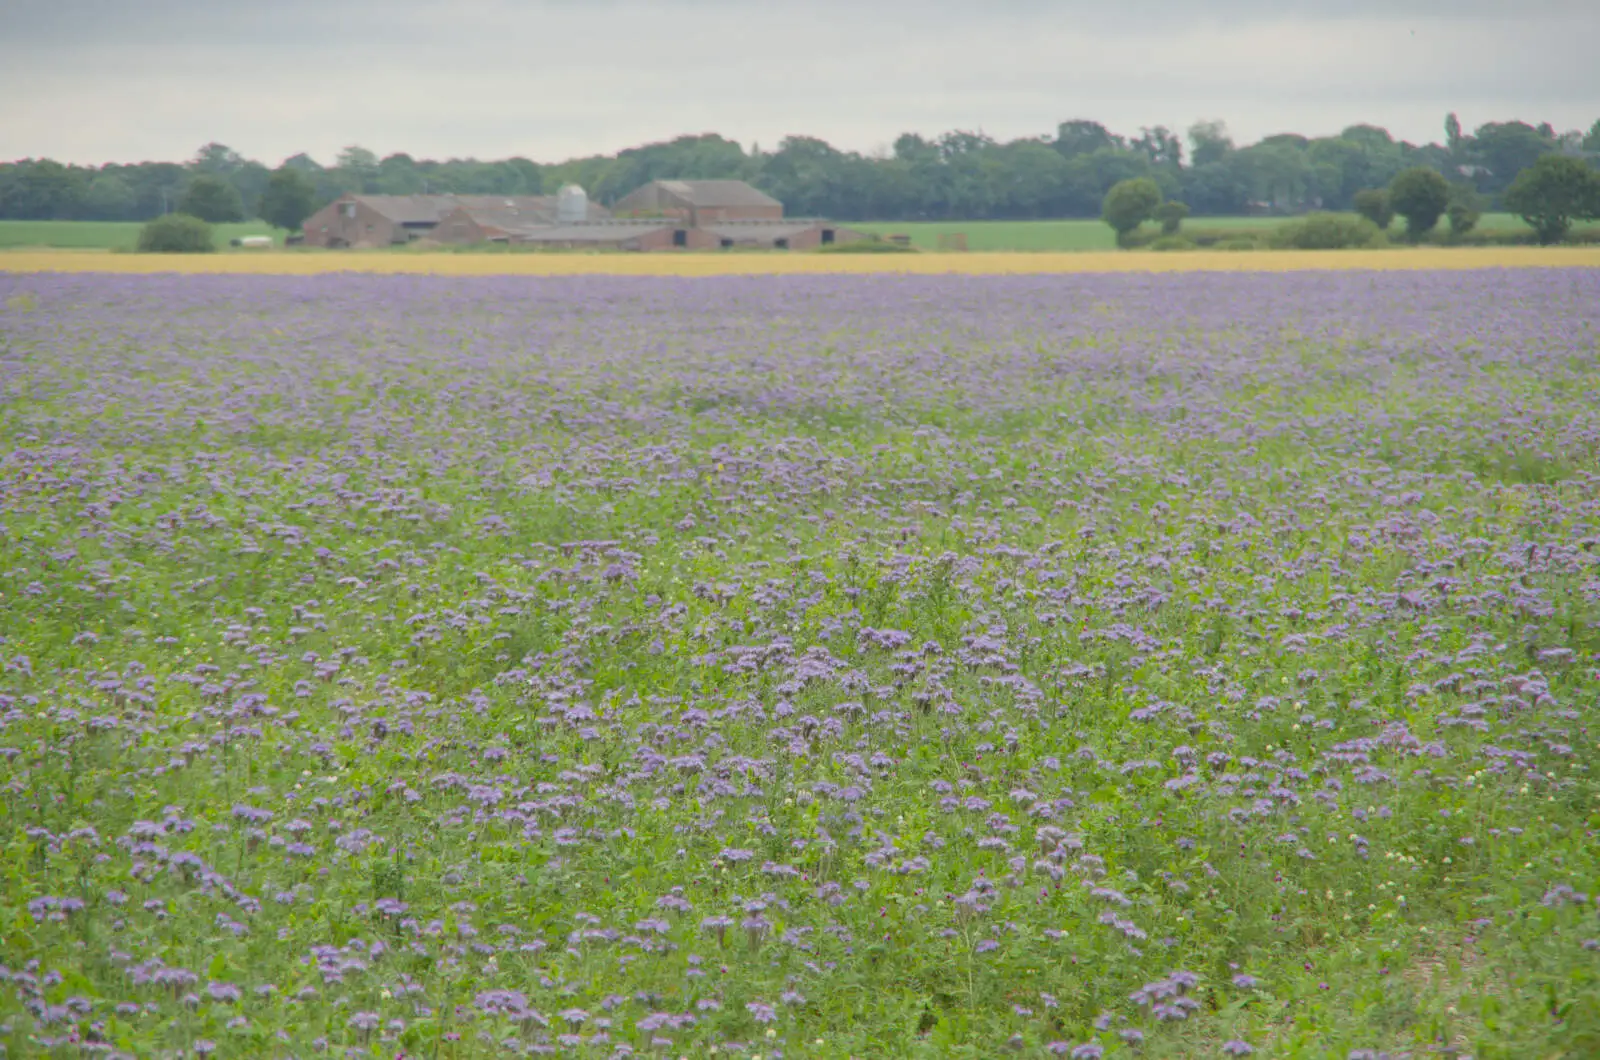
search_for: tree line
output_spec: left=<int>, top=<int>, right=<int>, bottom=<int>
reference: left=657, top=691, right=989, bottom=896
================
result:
left=3, top=115, right=1597, bottom=225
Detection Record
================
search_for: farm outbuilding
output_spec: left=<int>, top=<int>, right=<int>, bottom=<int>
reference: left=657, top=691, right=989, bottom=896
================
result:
left=430, top=196, right=610, bottom=244
left=301, top=195, right=451, bottom=248
left=300, top=180, right=854, bottom=252
left=508, top=220, right=720, bottom=251
left=701, top=220, right=867, bottom=251
left=301, top=193, right=609, bottom=248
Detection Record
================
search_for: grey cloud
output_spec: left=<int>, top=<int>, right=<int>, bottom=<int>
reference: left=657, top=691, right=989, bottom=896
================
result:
left=1, top=0, right=1595, bottom=165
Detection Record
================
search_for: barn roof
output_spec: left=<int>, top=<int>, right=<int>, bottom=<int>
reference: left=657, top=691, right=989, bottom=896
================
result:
left=653, top=180, right=781, bottom=208
left=347, top=195, right=565, bottom=225
left=345, top=195, right=457, bottom=224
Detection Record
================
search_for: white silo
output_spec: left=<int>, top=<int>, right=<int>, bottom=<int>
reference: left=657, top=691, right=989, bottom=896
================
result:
left=556, top=184, right=589, bottom=224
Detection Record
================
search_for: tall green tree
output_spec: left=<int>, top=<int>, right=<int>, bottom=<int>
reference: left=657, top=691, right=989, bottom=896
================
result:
left=336, top=146, right=381, bottom=194
left=229, top=162, right=271, bottom=218
left=190, top=142, right=246, bottom=177
left=1184, top=162, right=1248, bottom=215
left=177, top=175, right=245, bottom=223
left=1388, top=167, right=1450, bottom=239
left=1056, top=120, right=1123, bottom=159
left=83, top=173, right=137, bottom=220
left=1469, top=121, right=1555, bottom=194
left=1134, top=126, right=1183, bottom=169
left=1187, top=121, right=1233, bottom=168
left=258, top=168, right=319, bottom=231
left=0, top=160, right=86, bottom=219
left=375, top=153, right=426, bottom=194
left=1234, top=143, right=1314, bottom=212
left=1502, top=155, right=1600, bottom=244
left=1307, top=137, right=1368, bottom=209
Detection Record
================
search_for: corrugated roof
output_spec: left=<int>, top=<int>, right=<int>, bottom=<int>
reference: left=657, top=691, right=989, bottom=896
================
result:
left=453, top=195, right=556, bottom=212
left=653, top=180, right=781, bottom=208
left=348, top=195, right=456, bottom=224
left=350, top=195, right=587, bottom=226
left=441, top=197, right=612, bottom=232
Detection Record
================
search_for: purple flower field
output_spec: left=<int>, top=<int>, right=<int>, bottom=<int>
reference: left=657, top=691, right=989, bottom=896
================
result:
left=2, top=269, right=1599, bottom=1058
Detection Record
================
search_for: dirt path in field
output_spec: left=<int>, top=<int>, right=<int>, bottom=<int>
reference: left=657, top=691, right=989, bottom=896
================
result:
left=2, top=246, right=1598, bottom=275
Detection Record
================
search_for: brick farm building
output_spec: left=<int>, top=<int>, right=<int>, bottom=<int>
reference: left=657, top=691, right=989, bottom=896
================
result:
left=299, top=179, right=864, bottom=252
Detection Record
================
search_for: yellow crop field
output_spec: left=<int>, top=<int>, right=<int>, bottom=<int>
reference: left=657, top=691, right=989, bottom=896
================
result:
left=2, top=246, right=1598, bottom=276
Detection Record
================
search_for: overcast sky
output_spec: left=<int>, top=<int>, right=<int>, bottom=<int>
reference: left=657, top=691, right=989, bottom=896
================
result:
left=2, top=0, right=1597, bottom=167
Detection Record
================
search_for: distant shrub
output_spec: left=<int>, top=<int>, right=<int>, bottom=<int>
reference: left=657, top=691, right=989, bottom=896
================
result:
left=136, top=214, right=215, bottom=253
left=1219, top=238, right=1259, bottom=251
left=1448, top=226, right=1600, bottom=247
left=1102, top=178, right=1163, bottom=245
left=816, top=239, right=917, bottom=254
left=1153, top=201, right=1190, bottom=235
left=1388, top=167, right=1450, bottom=240
left=1186, top=228, right=1263, bottom=248
left=1352, top=189, right=1394, bottom=230
left=1148, top=235, right=1195, bottom=251
left=1270, top=212, right=1385, bottom=250
left=1445, top=184, right=1484, bottom=237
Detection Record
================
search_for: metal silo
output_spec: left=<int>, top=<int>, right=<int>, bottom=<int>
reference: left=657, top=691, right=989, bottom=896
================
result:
left=556, top=184, right=589, bottom=224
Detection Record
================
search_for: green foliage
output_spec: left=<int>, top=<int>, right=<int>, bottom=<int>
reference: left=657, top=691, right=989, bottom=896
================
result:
left=0, top=158, right=87, bottom=219
left=1465, top=120, right=1556, bottom=196
left=1, top=115, right=1591, bottom=226
left=335, top=145, right=381, bottom=192
left=1147, top=234, right=1195, bottom=251
left=1502, top=154, right=1600, bottom=244
left=177, top=175, right=245, bottom=223
left=135, top=212, right=215, bottom=253
left=1102, top=177, right=1163, bottom=241
left=592, top=133, right=746, bottom=203
left=258, top=167, right=319, bottom=231
left=1387, top=167, right=1450, bottom=239
left=1187, top=120, right=1234, bottom=167
left=82, top=174, right=138, bottom=221
left=1270, top=211, right=1385, bottom=250
left=1178, top=227, right=1269, bottom=249
left=1351, top=188, right=1394, bottom=229
left=1445, top=183, right=1484, bottom=236
left=1153, top=200, right=1190, bottom=235
left=0, top=219, right=272, bottom=250
left=1055, top=119, right=1123, bottom=158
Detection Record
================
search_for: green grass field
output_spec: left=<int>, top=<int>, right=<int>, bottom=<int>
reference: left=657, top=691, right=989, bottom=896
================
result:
left=0, top=214, right=1562, bottom=255
left=850, top=214, right=1543, bottom=252
left=0, top=219, right=279, bottom=251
